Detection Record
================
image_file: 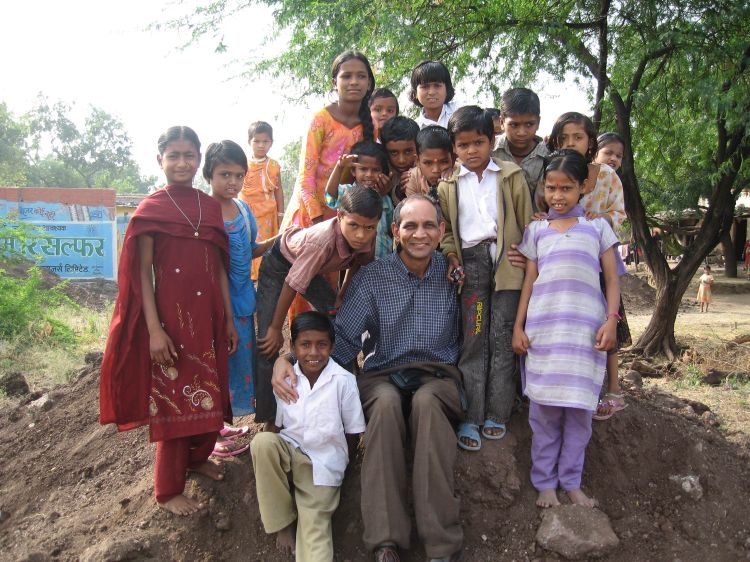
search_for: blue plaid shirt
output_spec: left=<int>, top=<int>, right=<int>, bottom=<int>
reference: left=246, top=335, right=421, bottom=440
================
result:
left=332, top=251, right=461, bottom=371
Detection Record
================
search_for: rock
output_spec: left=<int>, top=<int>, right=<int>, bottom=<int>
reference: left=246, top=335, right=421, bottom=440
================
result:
left=85, top=351, right=103, bottom=365
left=27, top=394, right=55, bottom=412
left=703, top=369, right=729, bottom=386
left=687, top=400, right=710, bottom=415
left=701, top=411, right=720, bottom=427
left=17, top=553, right=48, bottom=562
left=536, top=505, right=619, bottom=559
left=79, top=537, right=149, bottom=562
left=630, top=359, right=660, bottom=377
left=669, top=474, right=703, bottom=501
left=621, top=370, right=643, bottom=388
left=0, top=509, right=9, bottom=522
left=214, top=512, right=232, bottom=532
left=0, top=371, right=30, bottom=397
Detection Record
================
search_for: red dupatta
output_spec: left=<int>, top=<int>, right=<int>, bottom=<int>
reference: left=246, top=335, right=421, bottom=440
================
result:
left=99, top=186, right=229, bottom=432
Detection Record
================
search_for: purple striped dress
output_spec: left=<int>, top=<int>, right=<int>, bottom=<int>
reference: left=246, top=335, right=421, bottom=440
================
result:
left=517, top=217, right=619, bottom=410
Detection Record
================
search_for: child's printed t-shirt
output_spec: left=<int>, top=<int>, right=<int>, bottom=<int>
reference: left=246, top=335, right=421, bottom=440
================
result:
left=580, top=164, right=626, bottom=232
left=326, top=183, right=394, bottom=259
left=274, top=359, right=365, bottom=486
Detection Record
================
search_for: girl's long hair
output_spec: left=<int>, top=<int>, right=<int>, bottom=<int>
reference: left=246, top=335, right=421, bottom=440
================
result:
left=331, top=50, right=376, bottom=142
left=546, top=112, right=598, bottom=161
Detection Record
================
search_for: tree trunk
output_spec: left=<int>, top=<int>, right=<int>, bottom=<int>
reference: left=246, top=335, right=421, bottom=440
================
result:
left=721, top=221, right=738, bottom=277
left=633, top=273, right=685, bottom=359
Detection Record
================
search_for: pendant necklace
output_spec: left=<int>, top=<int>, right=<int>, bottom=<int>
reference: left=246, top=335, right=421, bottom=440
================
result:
left=165, top=186, right=202, bottom=237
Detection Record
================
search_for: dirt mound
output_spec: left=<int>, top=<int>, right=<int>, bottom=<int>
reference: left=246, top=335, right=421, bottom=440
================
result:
left=0, top=259, right=117, bottom=310
left=621, top=273, right=657, bottom=313
left=1, top=357, right=750, bottom=561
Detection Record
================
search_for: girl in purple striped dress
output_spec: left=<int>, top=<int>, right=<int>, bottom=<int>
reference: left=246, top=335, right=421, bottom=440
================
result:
left=513, top=150, right=621, bottom=509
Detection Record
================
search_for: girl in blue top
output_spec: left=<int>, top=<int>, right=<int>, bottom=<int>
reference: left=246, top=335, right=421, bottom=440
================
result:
left=205, top=140, right=277, bottom=454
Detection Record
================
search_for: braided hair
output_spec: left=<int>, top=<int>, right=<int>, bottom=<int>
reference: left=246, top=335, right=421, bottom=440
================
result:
left=331, top=50, right=376, bottom=142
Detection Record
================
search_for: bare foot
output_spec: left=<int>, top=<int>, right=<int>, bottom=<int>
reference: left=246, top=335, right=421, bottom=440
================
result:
left=567, top=488, right=598, bottom=507
left=189, top=459, right=225, bottom=481
left=159, top=494, right=204, bottom=516
left=536, top=489, right=561, bottom=508
left=275, top=523, right=295, bottom=555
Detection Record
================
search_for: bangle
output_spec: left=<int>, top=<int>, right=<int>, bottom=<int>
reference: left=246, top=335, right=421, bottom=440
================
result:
left=607, top=312, right=622, bottom=322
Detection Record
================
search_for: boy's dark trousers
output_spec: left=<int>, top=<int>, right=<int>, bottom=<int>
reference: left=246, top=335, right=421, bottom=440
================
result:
left=458, top=242, right=520, bottom=426
left=254, top=241, right=336, bottom=423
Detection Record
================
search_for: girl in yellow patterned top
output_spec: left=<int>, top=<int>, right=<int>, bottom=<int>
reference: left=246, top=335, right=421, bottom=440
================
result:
left=240, top=121, right=284, bottom=281
left=546, top=115, right=629, bottom=421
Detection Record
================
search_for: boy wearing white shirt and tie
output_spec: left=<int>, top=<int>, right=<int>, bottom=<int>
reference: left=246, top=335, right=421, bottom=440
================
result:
left=251, top=311, right=365, bottom=561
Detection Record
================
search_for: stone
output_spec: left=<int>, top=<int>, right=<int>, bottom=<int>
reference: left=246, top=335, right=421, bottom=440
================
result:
left=18, top=553, right=47, bottom=562
left=79, top=537, right=149, bottom=562
left=621, top=370, right=643, bottom=388
left=28, top=394, right=55, bottom=412
left=536, top=505, right=619, bottom=559
left=701, top=411, right=720, bottom=427
left=669, top=474, right=703, bottom=501
left=0, top=371, right=30, bottom=397
left=85, top=351, right=103, bottom=365
left=214, top=512, right=232, bottom=532
left=0, top=509, right=9, bottom=522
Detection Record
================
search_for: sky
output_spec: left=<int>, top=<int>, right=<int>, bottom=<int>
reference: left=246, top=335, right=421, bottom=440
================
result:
left=1, top=0, right=594, bottom=183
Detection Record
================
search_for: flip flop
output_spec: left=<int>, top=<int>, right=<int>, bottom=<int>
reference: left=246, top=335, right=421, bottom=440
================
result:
left=593, top=393, right=628, bottom=421
left=219, top=425, right=249, bottom=439
left=456, top=422, right=481, bottom=452
left=481, top=420, right=506, bottom=440
left=211, top=441, right=250, bottom=458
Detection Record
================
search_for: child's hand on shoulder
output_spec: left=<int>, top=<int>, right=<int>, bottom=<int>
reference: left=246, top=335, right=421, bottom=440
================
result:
left=512, top=326, right=529, bottom=355
left=594, top=317, right=618, bottom=351
left=531, top=211, right=548, bottom=222
left=585, top=211, right=606, bottom=221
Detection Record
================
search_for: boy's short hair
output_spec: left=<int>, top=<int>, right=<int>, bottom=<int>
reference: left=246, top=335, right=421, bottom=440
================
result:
left=409, top=61, right=455, bottom=107
left=339, top=184, right=383, bottom=220
left=248, top=121, right=273, bottom=140
left=416, top=125, right=452, bottom=154
left=501, top=88, right=541, bottom=117
left=393, top=194, right=443, bottom=226
left=379, top=116, right=419, bottom=146
left=291, top=311, right=335, bottom=345
left=351, top=140, right=390, bottom=175
left=202, top=140, right=248, bottom=181
left=485, top=108, right=501, bottom=119
left=447, top=106, right=494, bottom=144
left=370, top=88, right=399, bottom=113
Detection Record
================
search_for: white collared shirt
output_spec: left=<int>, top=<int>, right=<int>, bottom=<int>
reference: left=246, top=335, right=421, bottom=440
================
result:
left=457, top=160, right=500, bottom=254
left=416, top=100, right=459, bottom=129
left=274, top=359, right=366, bottom=487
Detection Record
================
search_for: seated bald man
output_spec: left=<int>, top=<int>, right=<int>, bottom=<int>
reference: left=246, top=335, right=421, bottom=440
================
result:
left=272, top=195, right=464, bottom=562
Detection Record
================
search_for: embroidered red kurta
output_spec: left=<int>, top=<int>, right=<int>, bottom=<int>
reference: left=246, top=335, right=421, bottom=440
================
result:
left=100, top=185, right=231, bottom=442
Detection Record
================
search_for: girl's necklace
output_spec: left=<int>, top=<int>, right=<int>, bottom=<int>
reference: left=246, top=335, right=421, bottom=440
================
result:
left=164, top=186, right=202, bottom=237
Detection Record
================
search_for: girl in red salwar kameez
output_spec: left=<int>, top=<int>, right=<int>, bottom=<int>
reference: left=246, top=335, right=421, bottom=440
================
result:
left=100, top=126, right=238, bottom=516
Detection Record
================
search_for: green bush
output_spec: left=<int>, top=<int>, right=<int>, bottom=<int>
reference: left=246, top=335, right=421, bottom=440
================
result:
left=0, top=266, right=78, bottom=346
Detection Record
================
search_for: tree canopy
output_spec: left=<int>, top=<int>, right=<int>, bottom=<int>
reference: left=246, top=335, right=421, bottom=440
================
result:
left=168, top=0, right=749, bottom=356
left=0, top=98, right=155, bottom=193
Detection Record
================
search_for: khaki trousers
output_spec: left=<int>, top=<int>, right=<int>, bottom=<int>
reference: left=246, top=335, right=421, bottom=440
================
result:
left=358, top=370, right=464, bottom=558
left=251, top=432, right=340, bottom=562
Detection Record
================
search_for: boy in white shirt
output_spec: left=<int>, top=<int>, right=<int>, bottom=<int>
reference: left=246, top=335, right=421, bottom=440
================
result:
left=251, top=311, right=365, bottom=561
left=437, top=106, right=533, bottom=452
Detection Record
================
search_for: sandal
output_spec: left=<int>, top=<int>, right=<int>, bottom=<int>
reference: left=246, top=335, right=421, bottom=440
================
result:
left=219, top=425, right=249, bottom=439
left=211, top=439, right=250, bottom=458
left=457, top=422, right=481, bottom=451
left=481, top=420, right=506, bottom=440
left=593, top=393, right=628, bottom=421
left=374, top=544, right=400, bottom=562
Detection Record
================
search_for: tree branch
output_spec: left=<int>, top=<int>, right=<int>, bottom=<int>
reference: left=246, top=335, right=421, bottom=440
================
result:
left=626, top=45, right=675, bottom=113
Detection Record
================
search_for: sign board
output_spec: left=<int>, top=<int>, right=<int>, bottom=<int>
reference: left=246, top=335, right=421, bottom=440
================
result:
left=0, top=187, right=118, bottom=280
